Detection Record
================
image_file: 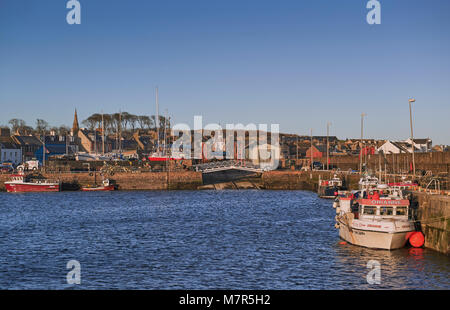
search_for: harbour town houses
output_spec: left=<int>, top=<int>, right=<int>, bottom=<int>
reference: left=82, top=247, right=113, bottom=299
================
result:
left=0, top=142, right=22, bottom=165
left=0, top=127, right=22, bottom=165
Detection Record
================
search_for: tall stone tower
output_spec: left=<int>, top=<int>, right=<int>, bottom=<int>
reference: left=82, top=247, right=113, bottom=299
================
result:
left=72, top=109, right=79, bottom=136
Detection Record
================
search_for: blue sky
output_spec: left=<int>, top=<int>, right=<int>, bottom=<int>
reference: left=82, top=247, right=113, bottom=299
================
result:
left=0, top=0, right=449, bottom=144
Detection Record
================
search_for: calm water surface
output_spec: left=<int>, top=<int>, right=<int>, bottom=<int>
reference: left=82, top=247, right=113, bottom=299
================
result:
left=0, top=190, right=448, bottom=289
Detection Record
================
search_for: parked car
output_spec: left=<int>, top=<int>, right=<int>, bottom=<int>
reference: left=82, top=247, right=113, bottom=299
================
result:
left=17, top=159, right=40, bottom=172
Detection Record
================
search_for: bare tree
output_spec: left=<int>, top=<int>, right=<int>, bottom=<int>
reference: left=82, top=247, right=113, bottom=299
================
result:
left=150, top=115, right=167, bottom=130
left=112, top=113, right=121, bottom=135
left=36, top=119, right=49, bottom=133
left=8, top=118, right=26, bottom=133
left=82, top=118, right=96, bottom=130
left=128, top=114, right=138, bottom=131
left=120, top=112, right=130, bottom=131
left=82, top=114, right=103, bottom=131
left=58, top=126, right=70, bottom=136
left=137, top=115, right=152, bottom=130
left=150, top=115, right=157, bottom=130
left=102, top=114, right=113, bottom=135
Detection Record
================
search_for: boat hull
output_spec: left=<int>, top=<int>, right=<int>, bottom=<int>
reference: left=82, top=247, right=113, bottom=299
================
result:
left=338, top=220, right=412, bottom=250
left=5, top=182, right=60, bottom=193
left=318, top=186, right=345, bottom=199
left=81, top=185, right=115, bottom=191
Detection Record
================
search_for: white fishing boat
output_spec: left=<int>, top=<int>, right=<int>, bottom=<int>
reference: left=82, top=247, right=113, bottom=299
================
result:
left=334, top=189, right=417, bottom=250
left=358, top=175, right=380, bottom=190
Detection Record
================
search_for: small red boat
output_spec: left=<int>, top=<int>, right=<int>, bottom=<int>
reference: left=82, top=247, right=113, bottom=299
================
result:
left=5, top=174, right=60, bottom=193
left=81, top=179, right=116, bottom=191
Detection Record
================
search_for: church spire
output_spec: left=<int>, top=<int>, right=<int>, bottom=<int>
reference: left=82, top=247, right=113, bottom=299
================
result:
left=72, top=109, right=79, bottom=135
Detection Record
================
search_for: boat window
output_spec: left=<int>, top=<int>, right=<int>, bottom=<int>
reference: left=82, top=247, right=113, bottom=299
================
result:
left=395, top=207, right=407, bottom=216
left=380, top=207, right=394, bottom=216
left=363, top=206, right=377, bottom=215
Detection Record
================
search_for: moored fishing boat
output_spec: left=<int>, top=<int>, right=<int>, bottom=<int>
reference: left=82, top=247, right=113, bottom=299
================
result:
left=81, top=178, right=116, bottom=191
left=334, top=189, right=421, bottom=250
left=318, top=174, right=347, bottom=199
left=81, top=170, right=116, bottom=191
left=5, top=173, right=60, bottom=193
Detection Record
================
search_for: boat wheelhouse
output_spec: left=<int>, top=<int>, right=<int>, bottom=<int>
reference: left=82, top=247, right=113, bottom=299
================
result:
left=358, top=175, right=380, bottom=190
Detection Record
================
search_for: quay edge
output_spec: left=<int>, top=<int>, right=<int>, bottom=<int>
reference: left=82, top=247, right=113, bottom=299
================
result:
left=411, top=192, right=450, bottom=256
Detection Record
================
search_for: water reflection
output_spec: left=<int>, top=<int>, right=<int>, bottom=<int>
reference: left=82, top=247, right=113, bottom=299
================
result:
left=334, top=242, right=449, bottom=289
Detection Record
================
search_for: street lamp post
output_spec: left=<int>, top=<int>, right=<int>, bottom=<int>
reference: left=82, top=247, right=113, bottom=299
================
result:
left=296, top=134, right=299, bottom=169
left=409, top=98, right=416, bottom=176
left=327, top=122, right=331, bottom=171
left=359, top=113, right=366, bottom=174
left=310, top=129, right=313, bottom=171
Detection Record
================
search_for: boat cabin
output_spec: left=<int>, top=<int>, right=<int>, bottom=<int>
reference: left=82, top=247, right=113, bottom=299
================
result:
left=359, top=176, right=379, bottom=189
left=320, top=175, right=343, bottom=187
left=357, top=199, right=410, bottom=219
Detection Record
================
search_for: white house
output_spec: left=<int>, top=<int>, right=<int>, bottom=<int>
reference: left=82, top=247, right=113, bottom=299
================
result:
left=0, top=142, right=22, bottom=165
left=404, top=138, right=432, bottom=153
left=377, top=140, right=419, bottom=154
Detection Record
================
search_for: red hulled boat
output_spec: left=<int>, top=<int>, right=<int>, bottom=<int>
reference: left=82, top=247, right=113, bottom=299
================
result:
left=5, top=174, right=60, bottom=193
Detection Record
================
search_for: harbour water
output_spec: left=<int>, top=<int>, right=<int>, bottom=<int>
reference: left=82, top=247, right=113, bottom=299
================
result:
left=0, top=190, right=448, bottom=289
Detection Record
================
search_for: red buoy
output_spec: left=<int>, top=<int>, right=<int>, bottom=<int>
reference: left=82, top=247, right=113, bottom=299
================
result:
left=409, top=231, right=425, bottom=248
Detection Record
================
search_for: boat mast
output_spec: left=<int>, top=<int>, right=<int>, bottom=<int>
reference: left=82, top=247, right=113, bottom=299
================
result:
left=378, top=150, right=381, bottom=181
left=102, top=112, right=105, bottom=155
left=163, top=108, right=168, bottom=156
left=156, top=87, right=159, bottom=155
left=42, top=130, right=45, bottom=170
left=310, top=128, right=313, bottom=171
left=119, top=111, right=122, bottom=153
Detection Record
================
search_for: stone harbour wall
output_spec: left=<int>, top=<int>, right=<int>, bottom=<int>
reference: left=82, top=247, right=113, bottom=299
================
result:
left=412, top=192, right=450, bottom=256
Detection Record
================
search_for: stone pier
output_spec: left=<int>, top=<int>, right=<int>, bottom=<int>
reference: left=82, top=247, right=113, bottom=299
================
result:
left=412, top=192, right=450, bottom=255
